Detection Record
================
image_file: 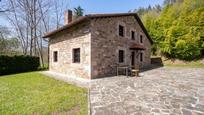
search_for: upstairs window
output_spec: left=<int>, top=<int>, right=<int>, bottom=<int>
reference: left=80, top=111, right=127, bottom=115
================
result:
left=53, top=51, right=58, bottom=62
left=119, top=25, right=124, bottom=37
left=140, top=35, right=143, bottom=43
left=118, top=50, right=124, bottom=63
left=73, top=48, right=80, bottom=63
left=131, top=31, right=135, bottom=40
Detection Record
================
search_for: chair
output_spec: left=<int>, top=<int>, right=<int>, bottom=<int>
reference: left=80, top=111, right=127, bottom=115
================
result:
left=131, top=66, right=140, bottom=77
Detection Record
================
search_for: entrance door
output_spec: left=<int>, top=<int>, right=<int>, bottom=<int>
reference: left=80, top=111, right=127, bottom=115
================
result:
left=131, top=51, right=135, bottom=66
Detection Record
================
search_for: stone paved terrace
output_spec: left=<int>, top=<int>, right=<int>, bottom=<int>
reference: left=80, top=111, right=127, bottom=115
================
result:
left=90, top=67, right=204, bottom=115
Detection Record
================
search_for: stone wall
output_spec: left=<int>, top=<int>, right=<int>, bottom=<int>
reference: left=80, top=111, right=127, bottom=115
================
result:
left=90, top=16, right=151, bottom=78
left=48, top=16, right=152, bottom=79
left=49, top=22, right=91, bottom=79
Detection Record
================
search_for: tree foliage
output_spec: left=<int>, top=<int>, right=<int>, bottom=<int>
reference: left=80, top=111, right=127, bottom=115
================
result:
left=0, top=0, right=69, bottom=67
left=0, top=38, right=19, bottom=52
left=73, top=6, right=84, bottom=19
left=136, top=0, right=204, bottom=60
left=0, top=25, right=20, bottom=53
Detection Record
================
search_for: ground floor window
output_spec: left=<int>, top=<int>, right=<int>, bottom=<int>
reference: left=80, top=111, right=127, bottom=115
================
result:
left=131, top=51, right=135, bottom=66
left=140, top=52, right=143, bottom=62
left=118, top=50, right=124, bottom=63
left=73, top=48, right=80, bottom=63
left=53, top=51, right=58, bottom=62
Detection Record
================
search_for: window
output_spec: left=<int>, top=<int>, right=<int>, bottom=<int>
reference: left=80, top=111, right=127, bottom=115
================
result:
left=119, top=25, right=124, bottom=37
left=131, top=31, right=135, bottom=40
left=140, top=35, right=143, bottom=43
left=118, top=50, right=124, bottom=63
left=140, top=52, right=143, bottom=62
left=73, top=48, right=80, bottom=63
left=53, top=51, right=58, bottom=62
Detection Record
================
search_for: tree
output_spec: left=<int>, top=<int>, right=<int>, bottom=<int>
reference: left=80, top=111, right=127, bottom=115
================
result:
left=154, top=5, right=162, bottom=12
left=0, top=25, right=20, bottom=54
left=163, top=0, right=177, bottom=5
left=73, top=6, right=84, bottom=19
left=52, top=0, right=69, bottom=29
left=135, top=0, right=204, bottom=60
left=0, top=0, right=9, bottom=12
left=2, top=0, right=69, bottom=67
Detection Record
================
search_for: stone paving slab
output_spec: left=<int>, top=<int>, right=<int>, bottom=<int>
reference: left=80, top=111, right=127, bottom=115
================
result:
left=90, top=67, right=204, bottom=115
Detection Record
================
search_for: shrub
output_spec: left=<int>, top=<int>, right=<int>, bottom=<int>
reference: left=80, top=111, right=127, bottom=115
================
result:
left=174, top=39, right=201, bottom=60
left=0, top=55, right=40, bottom=75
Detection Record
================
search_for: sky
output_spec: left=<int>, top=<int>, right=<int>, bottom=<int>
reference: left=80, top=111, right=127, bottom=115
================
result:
left=0, top=0, right=164, bottom=27
left=68, top=0, right=164, bottom=14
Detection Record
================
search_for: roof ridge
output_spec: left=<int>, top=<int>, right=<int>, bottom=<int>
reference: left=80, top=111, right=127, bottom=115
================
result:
left=86, top=12, right=138, bottom=18
left=43, top=12, right=153, bottom=44
left=86, top=12, right=137, bottom=15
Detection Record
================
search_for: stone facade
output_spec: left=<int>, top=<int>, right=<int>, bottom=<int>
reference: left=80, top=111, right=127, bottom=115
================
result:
left=91, top=16, right=151, bottom=78
left=49, top=22, right=91, bottom=79
left=49, top=15, right=151, bottom=79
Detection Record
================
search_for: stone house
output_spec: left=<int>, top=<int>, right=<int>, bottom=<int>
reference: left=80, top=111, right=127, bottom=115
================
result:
left=43, top=10, right=153, bottom=79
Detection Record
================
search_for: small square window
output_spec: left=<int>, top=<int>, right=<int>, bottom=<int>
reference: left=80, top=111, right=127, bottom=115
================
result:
left=131, top=31, right=135, bottom=40
left=53, top=51, right=58, bottom=62
left=73, top=48, right=80, bottom=63
left=118, top=50, right=124, bottom=63
left=119, top=25, right=124, bottom=37
left=140, top=35, right=143, bottom=43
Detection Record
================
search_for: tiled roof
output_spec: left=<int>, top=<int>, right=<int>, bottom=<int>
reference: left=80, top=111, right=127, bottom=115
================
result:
left=43, top=13, right=153, bottom=44
left=130, top=43, right=146, bottom=50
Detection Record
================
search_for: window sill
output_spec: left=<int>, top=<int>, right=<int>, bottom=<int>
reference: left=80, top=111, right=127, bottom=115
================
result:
left=71, top=63, right=82, bottom=67
left=52, top=62, right=59, bottom=65
left=72, top=62, right=80, bottom=64
left=118, top=62, right=126, bottom=65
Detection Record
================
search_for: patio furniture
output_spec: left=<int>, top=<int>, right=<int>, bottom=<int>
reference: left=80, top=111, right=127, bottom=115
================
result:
left=117, top=65, right=130, bottom=77
left=131, top=66, right=140, bottom=77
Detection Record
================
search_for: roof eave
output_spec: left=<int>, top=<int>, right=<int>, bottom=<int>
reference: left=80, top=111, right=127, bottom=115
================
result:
left=133, top=14, right=154, bottom=44
left=42, top=13, right=154, bottom=44
left=87, top=13, right=153, bottom=44
left=42, top=16, right=89, bottom=38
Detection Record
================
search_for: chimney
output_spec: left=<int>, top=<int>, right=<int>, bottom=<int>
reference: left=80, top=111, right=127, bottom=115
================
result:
left=64, top=10, right=72, bottom=25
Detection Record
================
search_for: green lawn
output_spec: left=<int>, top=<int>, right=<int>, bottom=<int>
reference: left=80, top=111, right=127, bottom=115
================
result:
left=0, top=72, right=88, bottom=115
left=164, top=61, right=204, bottom=68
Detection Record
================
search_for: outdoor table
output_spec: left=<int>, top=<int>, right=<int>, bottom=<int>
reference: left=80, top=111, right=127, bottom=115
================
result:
left=117, top=65, right=130, bottom=77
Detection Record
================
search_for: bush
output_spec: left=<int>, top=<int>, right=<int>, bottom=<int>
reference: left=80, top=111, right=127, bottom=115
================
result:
left=174, top=39, right=201, bottom=60
left=0, top=55, right=40, bottom=75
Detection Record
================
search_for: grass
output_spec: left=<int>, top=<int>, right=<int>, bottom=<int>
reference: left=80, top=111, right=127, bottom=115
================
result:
left=164, top=61, right=204, bottom=68
left=0, top=72, right=88, bottom=115
left=165, top=63, right=204, bottom=68
left=38, top=63, right=49, bottom=71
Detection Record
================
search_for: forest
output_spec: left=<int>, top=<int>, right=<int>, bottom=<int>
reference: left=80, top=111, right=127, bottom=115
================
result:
left=135, top=0, right=204, bottom=61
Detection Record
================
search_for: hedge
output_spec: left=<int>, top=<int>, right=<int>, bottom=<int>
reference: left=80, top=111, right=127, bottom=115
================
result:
left=0, top=55, right=40, bottom=75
